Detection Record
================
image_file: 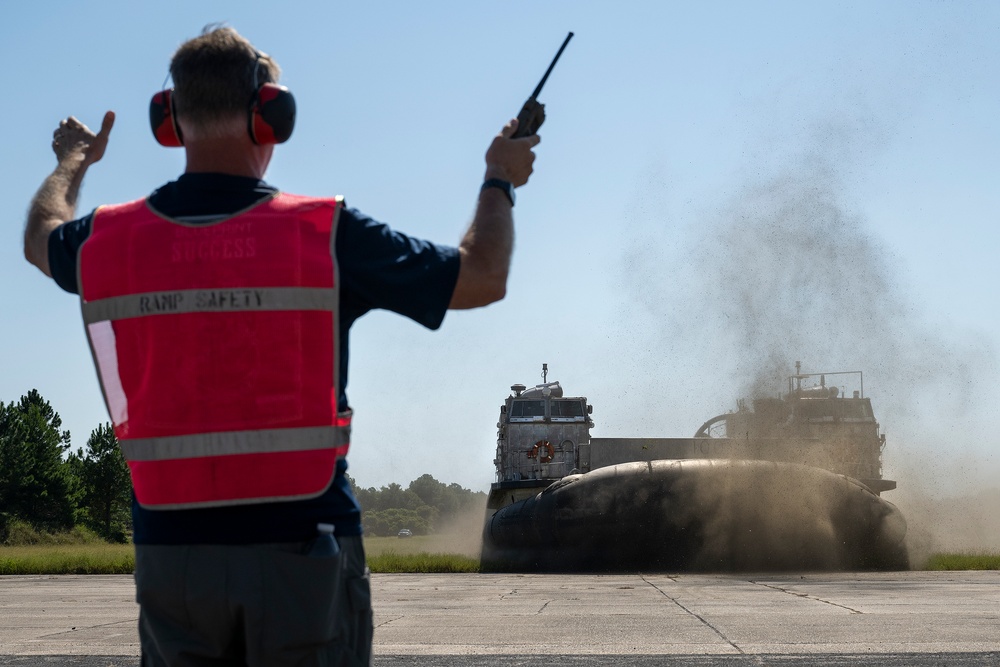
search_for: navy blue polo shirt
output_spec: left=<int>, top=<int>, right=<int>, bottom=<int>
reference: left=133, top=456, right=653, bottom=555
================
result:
left=49, top=173, right=460, bottom=544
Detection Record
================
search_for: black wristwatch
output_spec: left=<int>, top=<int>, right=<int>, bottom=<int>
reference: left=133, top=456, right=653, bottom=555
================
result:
left=481, top=178, right=515, bottom=207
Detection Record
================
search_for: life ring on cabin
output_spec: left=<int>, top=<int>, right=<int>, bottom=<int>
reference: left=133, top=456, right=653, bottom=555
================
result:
left=528, top=440, right=555, bottom=463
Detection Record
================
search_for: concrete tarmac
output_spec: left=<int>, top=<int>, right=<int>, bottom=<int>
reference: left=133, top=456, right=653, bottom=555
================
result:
left=1, top=572, right=999, bottom=666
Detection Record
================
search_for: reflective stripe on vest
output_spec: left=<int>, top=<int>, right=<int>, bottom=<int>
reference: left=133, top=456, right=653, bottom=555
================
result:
left=78, top=193, right=348, bottom=509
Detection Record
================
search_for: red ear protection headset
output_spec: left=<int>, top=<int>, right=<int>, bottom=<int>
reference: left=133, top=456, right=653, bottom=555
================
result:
left=149, top=53, right=296, bottom=146
left=149, top=89, right=183, bottom=147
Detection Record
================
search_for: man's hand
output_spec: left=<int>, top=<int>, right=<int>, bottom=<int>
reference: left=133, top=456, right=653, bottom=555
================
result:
left=25, top=111, right=115, bottom=277
left=449, top=119, right=541, bottom=310
left=52, top=112, right=115, bottom=166
left=484, top=118, right=540, bottom=187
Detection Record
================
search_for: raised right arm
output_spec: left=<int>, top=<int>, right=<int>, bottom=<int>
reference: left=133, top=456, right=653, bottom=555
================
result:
left=25, top=112, right=115, bottom=277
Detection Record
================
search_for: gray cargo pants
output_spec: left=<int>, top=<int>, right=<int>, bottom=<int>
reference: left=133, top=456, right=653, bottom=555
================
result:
left=135, top=535, right=372, bottom=667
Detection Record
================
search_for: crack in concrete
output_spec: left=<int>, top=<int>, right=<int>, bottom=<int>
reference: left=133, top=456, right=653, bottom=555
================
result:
left=537, top=600, right=551, bottom=614
left=374, top=615, right=403, bottom=629
left=750, top=581, right=863, bottom=614
left=640, top=575, right=746, bottom=656
left=36, top=619, right=135, bottom=639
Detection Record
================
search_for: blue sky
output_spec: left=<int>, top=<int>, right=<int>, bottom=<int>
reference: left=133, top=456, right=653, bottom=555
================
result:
left=2, top=2, right=998, bottom=500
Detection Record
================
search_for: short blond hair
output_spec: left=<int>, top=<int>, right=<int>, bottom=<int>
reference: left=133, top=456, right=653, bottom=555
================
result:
left=169, top=25, right=281, bottom=135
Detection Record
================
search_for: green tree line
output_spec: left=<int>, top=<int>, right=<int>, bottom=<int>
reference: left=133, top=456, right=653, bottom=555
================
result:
left=0, top=390, right=131, bottom=544
left=349, top=474, right=487, bottom=537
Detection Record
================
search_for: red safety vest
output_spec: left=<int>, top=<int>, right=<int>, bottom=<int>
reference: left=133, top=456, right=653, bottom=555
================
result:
left=78, top=192, right=350, bottom=509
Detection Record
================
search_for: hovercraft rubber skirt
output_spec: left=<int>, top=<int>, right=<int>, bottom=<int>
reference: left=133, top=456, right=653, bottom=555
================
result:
left=482, top=459, right=908, bottom=572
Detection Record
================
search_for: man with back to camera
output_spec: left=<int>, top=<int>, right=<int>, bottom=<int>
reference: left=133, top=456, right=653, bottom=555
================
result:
left=23, top=26, right=539, bottom=667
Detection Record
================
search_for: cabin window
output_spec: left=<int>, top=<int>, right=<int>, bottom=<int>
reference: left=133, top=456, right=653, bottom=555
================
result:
left=839, top=400, right=873, bottom=420
left=510, top=400, right=546, bottom=418
left=550, top=400, right=585, bottom=418
left=796, top=398, right=873, bottom=422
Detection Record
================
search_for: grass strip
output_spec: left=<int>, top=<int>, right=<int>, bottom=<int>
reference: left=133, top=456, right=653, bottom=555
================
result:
left=0, top=544, right=135, bottom=575
left=2, top=544, right=996, bottom=574
left=367, top=550, right=480, bottom=573
left=923, top=552, right=1000, bottom=571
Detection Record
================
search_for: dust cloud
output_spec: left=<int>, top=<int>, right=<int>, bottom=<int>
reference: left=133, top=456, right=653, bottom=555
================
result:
left=622, top=120, right=999, bottom=561
left=422, top=501, right=487, bottom=558
left=672, top=461, right=907, bottom=571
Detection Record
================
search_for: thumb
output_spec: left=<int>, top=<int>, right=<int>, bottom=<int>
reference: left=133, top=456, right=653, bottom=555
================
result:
left=84, top=111, right=115, bottom=165
left=97, top=111, right=116, bottom=141
left=500, top=118, right=518, bottom=139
